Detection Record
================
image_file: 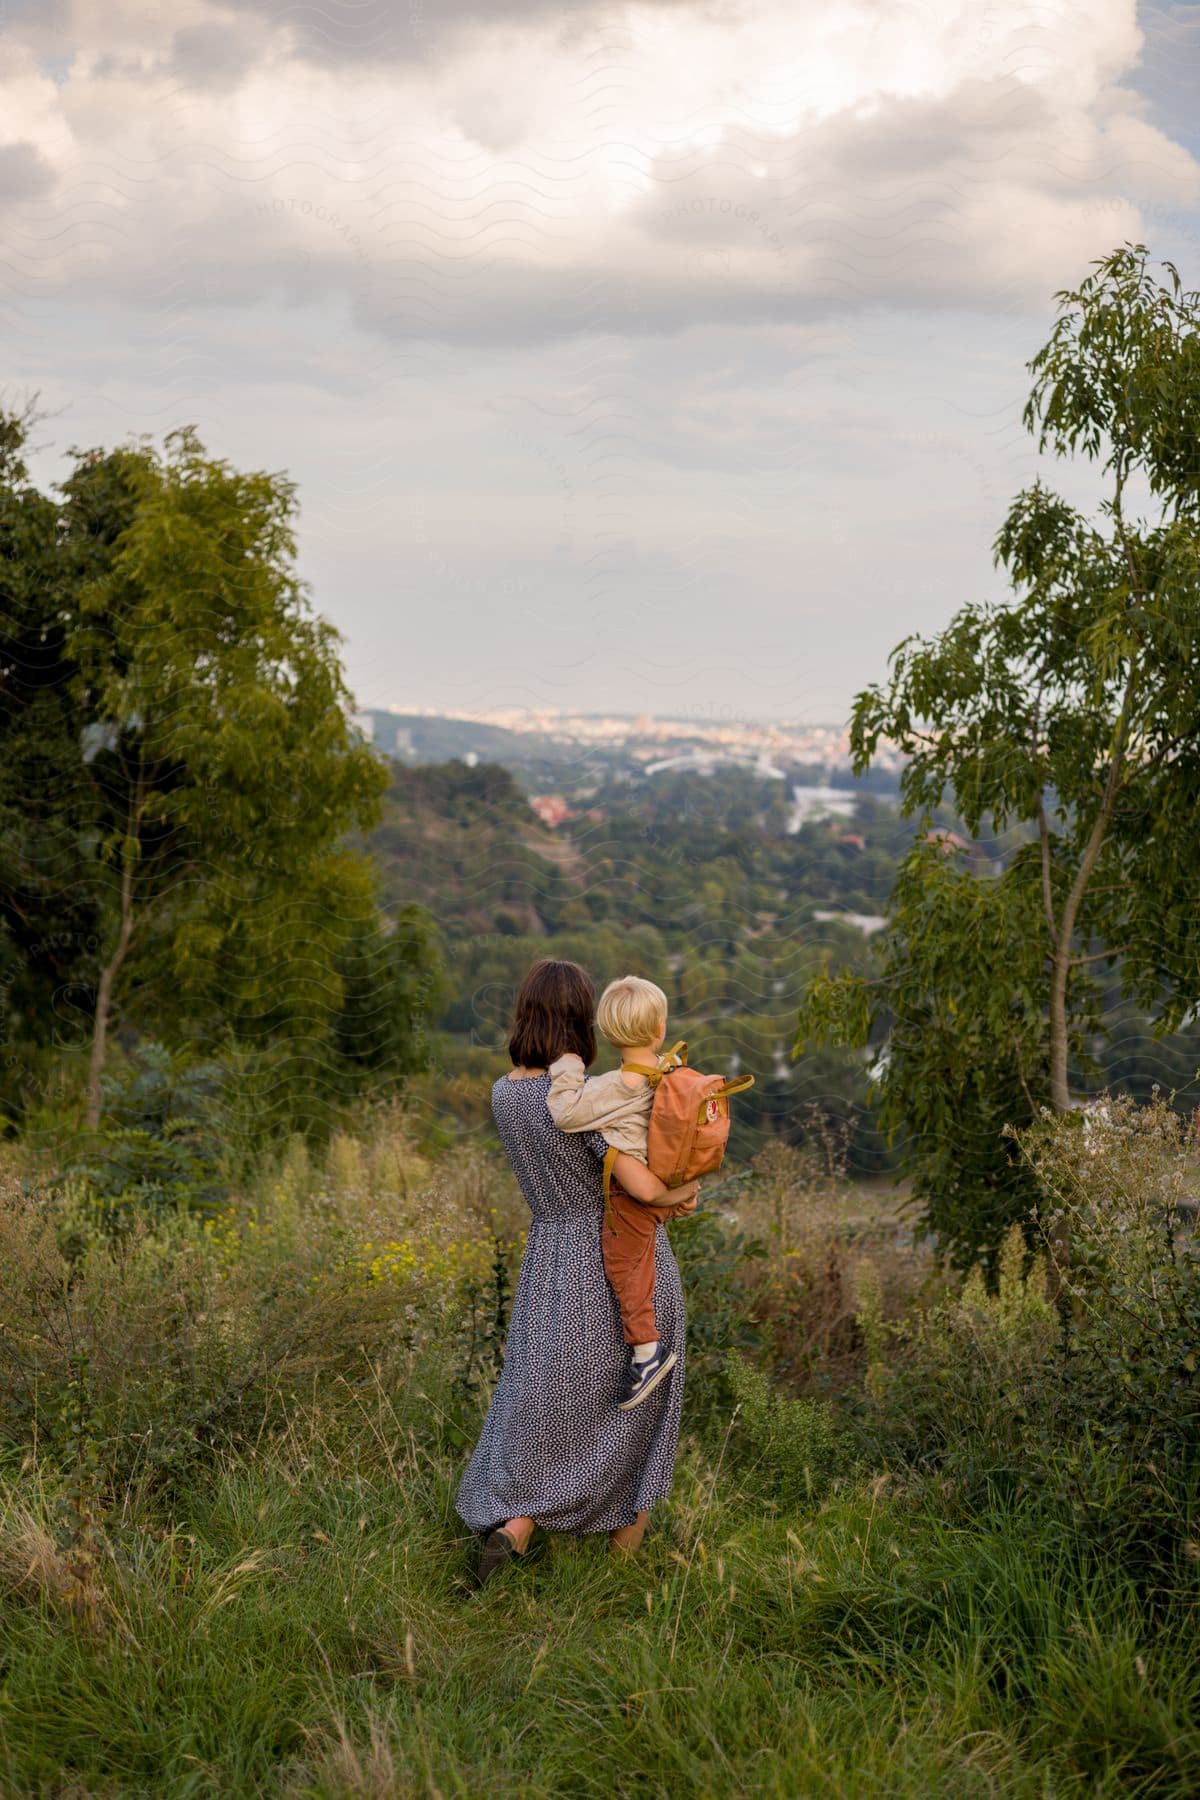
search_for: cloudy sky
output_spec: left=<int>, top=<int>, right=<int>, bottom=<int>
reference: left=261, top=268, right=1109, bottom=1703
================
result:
left=4, top=1, right=1199, bottom=723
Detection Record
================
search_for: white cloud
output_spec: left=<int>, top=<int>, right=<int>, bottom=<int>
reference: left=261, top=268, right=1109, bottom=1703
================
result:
left=2, top=0, right=1195, bottom=338
left=5, top=0, right=1200, bottom=715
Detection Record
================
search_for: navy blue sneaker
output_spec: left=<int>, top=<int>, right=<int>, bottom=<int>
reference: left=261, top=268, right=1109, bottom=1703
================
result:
left=617, top=1345, right=678, bottom=1411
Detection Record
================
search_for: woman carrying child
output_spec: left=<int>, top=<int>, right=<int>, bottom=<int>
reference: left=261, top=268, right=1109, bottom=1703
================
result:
left=455, top=959, right=698, bottom=1587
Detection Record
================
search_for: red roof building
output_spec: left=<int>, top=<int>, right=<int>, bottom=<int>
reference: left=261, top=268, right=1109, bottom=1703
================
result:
left=530, top=794, right=575, bottom=828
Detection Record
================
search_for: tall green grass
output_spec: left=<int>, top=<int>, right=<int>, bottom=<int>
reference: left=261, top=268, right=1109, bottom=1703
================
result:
left=2, top=1362, right=1197, bottom=1798
left=1, top=1102, right=1197, bottom=1796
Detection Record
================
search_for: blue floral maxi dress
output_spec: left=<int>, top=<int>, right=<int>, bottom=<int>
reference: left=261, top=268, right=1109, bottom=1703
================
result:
left=455, top=1073, right=686, bottom=1536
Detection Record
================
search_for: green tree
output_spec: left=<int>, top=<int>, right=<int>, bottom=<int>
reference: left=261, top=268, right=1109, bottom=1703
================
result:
left=50, top=426, right=392, bottom=1125
left=798, top=246, right=1200, bottom=1264
left=0, top=409, right=109, bottom=1119
left=333, top=905, right=444, bottom=1083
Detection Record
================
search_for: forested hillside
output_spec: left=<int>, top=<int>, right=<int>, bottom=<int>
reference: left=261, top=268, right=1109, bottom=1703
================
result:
left=367, top=756, right=1200, bottom=1169
left=365, top=758, right=900, bottom=1160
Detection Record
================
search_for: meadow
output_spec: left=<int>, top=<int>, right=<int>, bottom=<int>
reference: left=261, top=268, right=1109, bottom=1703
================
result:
left=3, top=241, right=1200, bottom=1797
left=2, top=1097, right=1196, bottom=1798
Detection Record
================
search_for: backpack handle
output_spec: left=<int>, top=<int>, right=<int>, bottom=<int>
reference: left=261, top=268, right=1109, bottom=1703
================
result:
left=708, top=1072, right=755, bottom=1102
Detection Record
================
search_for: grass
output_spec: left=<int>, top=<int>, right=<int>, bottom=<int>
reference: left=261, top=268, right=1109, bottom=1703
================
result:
left=1, top=1112, right=1197, bottom=1797
left=2, top=1370, right=1197, bottom=1798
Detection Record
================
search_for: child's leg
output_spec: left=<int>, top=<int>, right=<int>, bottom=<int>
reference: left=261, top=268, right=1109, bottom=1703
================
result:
left=602, top=1190, right=660, bottom=1347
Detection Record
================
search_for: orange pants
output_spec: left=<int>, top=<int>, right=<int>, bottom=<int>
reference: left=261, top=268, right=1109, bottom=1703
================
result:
left=603, top=1186, right=661, bottom=1345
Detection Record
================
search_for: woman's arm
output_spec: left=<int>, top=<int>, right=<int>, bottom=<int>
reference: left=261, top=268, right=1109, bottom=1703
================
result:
left=611, top=1154, right=700, bottom=1211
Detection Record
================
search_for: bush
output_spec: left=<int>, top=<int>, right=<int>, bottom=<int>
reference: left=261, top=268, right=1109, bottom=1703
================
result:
left=670, top=1197, right=764, bottom=1432
left=853, top=1224, right=1060, bottom=1480
left=1017, top=1096, right=1200, bottom=1543
left=850, top=1098, right=1200, bottom=1565
left=734, top=1139, right=931, bottom=1395
left=59, top=1041, right=227, bottom=1221
left=0, top=1178, right=408, bottom=1492
left=726, top=1351, right=848, bottom=1504
left=0, top=1113, right=524, bottom=1493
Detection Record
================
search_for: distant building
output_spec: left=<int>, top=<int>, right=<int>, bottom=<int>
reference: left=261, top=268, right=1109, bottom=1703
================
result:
left=812, top=910, right=887, bottom=935
left=530, top=794, right=575, bottom=828
left=643, top=749, right=786, bottom=779
left=358, top=711, right=413, bottom=756
left=788, top=785, right=858, bottom=830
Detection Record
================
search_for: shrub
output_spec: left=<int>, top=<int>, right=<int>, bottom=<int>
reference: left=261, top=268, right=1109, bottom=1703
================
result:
left=670, top=1197, right=764, bottom=1431
left=59, top=1041, right=227, bottom=1221
left=1016, top=1096, right=1200, bottom=1541
left=735, top=1139, right=931, bottom=1395
left=0, top=1113, right=524, bottom=1493
left=726, top=1351, right=848, bottom=1504
left=0, top=1177, right=408, bottom=1492
left=849, top=1098, right=1200, bottom=1563
left=853, top=1224, right=1060, bottom=1479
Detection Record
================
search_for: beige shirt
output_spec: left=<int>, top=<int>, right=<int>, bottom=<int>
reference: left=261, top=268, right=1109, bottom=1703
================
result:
left=546, top=1053, right=653, bottom=1157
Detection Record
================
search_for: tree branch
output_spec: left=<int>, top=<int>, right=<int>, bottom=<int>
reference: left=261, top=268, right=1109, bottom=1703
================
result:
left=84, top=764, right=147, bottom=1129
left=1009, top=1030, right=1040, bottom=1122
left=1140, top=725, right=1195, bottom=775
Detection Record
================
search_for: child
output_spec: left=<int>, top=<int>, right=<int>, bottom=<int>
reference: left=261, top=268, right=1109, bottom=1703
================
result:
left=547, top=974, right=689, bottom=1412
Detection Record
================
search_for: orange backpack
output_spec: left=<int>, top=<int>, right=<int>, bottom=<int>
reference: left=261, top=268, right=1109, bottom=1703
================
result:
left=602, top=1042, right=754, bottom=1227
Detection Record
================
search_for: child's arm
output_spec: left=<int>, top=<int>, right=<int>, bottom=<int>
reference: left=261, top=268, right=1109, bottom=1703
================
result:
left=546, top=1052, right=613, bottom=1131
left=611, top=1155, right=700, bottom=1212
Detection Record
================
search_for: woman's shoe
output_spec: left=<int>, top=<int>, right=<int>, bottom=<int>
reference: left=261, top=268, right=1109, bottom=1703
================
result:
left=617, top=1345, right=677, bottom=1411
left=478, top=1526, right=521, bottom=1588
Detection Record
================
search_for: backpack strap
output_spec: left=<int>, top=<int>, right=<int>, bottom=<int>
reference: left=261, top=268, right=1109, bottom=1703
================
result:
left=620, top=1042, right=687, bottom=1085
left=602, top=1143, right=620, bottom=1234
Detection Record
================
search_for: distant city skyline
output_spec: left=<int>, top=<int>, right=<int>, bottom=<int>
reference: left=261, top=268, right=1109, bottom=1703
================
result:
left=355, top=700, right=909, bottom=770
left=6, top=2, right=1200, bottom=717
left=373, top=704, right=853, bottom=729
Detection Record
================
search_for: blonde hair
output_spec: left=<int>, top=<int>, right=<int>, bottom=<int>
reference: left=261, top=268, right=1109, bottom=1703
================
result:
left=596, top=975, right=668, bottom=1048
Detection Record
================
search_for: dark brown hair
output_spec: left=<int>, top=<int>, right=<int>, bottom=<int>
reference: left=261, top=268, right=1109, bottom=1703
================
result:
left=507, top=958, right=596, bottom=1069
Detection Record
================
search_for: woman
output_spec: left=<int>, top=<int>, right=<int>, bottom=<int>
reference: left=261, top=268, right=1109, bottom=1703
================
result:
left=456, top=958, right=697, bottom=1584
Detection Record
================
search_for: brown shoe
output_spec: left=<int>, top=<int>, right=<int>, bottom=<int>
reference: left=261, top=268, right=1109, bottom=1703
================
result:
left=478, top=1526, right=521, bottom=1588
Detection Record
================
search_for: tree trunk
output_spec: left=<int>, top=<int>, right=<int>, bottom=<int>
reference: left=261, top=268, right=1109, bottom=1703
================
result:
left=1046, top=679, right=1135, bottom=1113
left=84, top=855, right=136, bottom=1130
left=1047, top=946, right=1071, bottom=1112
left=85, top=955, right=119, bottom=1130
